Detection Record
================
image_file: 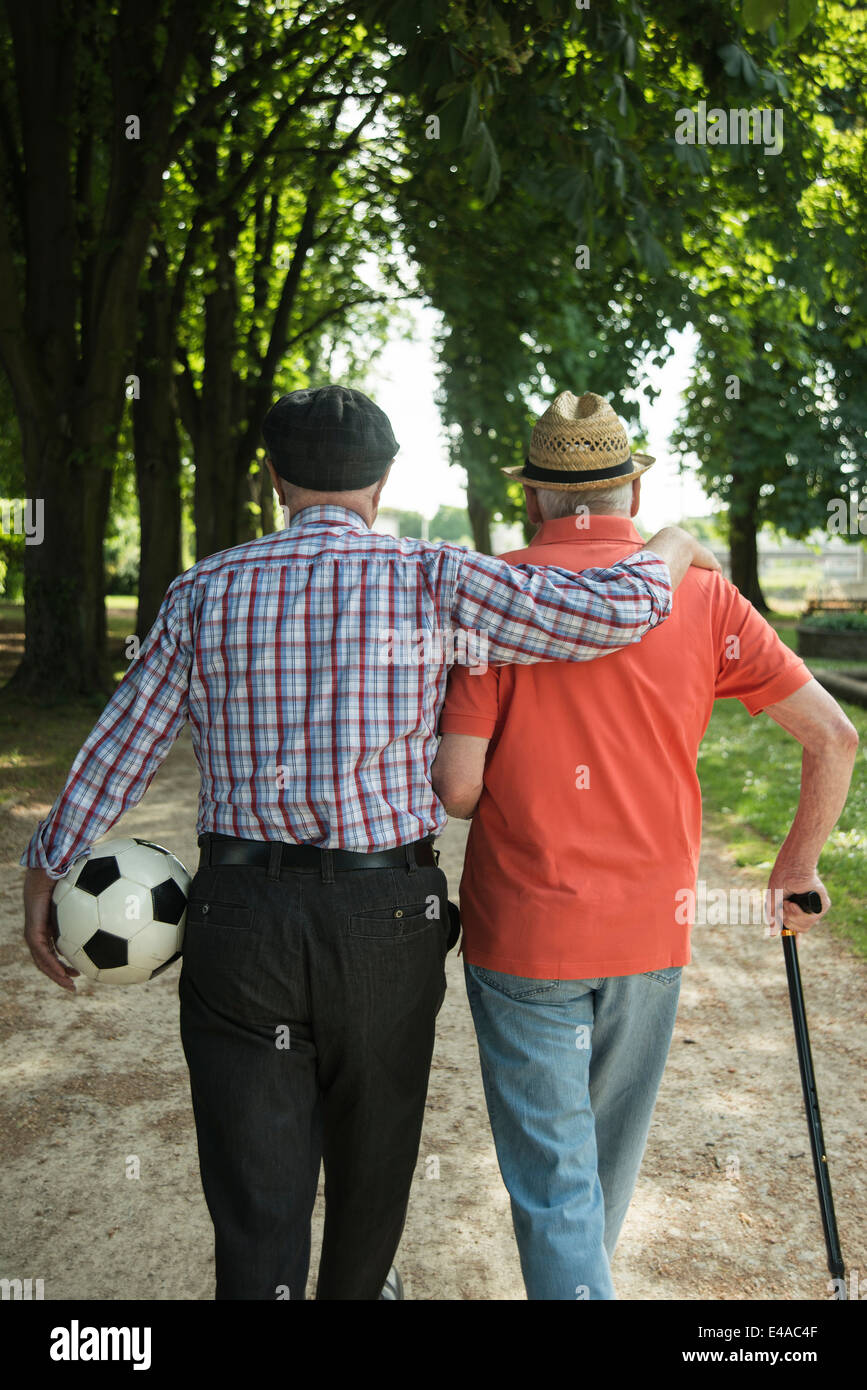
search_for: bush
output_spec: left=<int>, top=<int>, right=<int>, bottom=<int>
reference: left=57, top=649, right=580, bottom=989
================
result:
left=800, top=611, right=867, bottom=632
left=103, top=510, right=140, bottom=596
left=0, top=505, right=25, bottom=601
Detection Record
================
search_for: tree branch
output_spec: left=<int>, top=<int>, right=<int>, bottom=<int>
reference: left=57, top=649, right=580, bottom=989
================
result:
left=167, top=8, right=352, bottom=162
left=174, top=343, right=201, bottom=442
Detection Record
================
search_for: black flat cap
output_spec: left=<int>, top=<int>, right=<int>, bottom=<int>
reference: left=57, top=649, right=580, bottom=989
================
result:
left=262, top=385, right=399, bottom=491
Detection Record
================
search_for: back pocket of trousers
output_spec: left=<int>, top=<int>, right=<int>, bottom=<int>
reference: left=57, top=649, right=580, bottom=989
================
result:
left=641, top=965, right=681, bottom=986
left=348, top=902, right=436, bottom=941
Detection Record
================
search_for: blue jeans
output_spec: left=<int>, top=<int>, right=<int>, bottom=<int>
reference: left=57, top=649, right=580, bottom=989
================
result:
left=465, top=961, right=682, bottom=1300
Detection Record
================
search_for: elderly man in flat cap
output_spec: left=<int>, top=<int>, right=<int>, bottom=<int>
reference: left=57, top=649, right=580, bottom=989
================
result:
left=433, top=390, right=857, bottom=1300
left=21, top=384, right=720, bottom=1301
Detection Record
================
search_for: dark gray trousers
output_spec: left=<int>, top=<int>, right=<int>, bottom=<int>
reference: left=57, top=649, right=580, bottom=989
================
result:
left=179, top=833, right=450, bottom=1300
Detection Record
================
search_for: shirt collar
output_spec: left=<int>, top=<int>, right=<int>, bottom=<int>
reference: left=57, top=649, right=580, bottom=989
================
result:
left=287, top=504, right=369, bottom=532
left=528, top=513, right=645, bottom=549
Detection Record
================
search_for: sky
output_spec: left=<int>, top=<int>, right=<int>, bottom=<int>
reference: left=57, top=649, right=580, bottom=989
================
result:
left=363, top=301, right=717, bottom=535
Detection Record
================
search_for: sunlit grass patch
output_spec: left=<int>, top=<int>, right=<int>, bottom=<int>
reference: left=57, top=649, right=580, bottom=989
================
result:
left=699, top=698, right=867, bottom=959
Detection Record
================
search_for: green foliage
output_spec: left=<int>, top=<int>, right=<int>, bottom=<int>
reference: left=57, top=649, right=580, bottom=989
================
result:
left=162, top=6, right=413, bottom=554
left=430, top=505, right=473, bottom=545
left=0, top=370, right=23, bottom=496
left=379, top=0, right=842, bottom=544
left=103, top=511, right=141, bottom=596
left=0, top=505, right=24, bottom=601
left=395, top=509, right=425, bottom=537
left=102, top=447, right=140, bottom=595
left=800, top=611, right=867, bottom=632
left=742, top=0, right=818, bottom=42
left=679, top=513, right=729, bottom=546
left=2, top=0, right=866, bottom=604
left=672, top=2, right=867, bottom=561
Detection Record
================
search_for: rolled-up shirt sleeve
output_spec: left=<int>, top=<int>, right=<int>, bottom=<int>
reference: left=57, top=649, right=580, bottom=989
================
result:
left=449, top=547, right=672, bottom=664
left=19, top=576, right=193, bottom=879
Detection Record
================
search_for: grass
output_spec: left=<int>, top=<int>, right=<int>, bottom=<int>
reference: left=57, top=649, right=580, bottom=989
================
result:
left=771, top=617, right=798, bottom=647
left=698, top=697, right=867, bottom=959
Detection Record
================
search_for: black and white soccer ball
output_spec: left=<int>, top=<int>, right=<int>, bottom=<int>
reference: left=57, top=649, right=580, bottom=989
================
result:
left=51, top=838, right=190, bottom=985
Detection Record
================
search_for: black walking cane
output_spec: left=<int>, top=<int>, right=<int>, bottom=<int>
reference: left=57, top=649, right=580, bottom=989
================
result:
left=782, top=891, right=846, bottom=1299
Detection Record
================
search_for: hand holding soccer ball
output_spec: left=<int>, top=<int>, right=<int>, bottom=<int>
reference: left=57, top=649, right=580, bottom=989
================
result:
left=25, top=839, right=192, bottom=988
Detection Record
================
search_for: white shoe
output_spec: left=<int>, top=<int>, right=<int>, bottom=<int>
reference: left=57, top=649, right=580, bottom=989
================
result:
left=379, top=1266, right=404, bottom=1300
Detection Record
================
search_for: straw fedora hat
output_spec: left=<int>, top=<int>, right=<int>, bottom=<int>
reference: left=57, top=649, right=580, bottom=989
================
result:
left=502, top=390, right=655, bottom=491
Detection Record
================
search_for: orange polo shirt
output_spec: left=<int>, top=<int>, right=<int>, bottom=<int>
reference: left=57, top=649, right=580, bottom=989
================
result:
left=438, top=515, right=812, bottom=978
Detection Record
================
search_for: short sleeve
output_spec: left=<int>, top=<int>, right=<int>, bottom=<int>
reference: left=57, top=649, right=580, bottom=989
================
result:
left=712, top=577, right=812, bottom=714
left=439, top=662, right=501, bottom=739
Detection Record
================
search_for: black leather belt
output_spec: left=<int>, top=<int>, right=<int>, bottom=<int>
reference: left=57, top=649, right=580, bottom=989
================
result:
left=198, top=832, right=438, bottom=873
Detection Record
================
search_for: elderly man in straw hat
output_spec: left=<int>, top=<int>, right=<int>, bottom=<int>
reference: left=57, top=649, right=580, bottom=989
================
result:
left=432, top=391, right=857, bottom=1300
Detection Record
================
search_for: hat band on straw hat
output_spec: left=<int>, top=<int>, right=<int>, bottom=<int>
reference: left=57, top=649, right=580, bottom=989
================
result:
left=520, top=454, right=637, bottom=485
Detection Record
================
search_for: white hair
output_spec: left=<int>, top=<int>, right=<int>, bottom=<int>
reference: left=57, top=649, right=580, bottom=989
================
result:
left=534, top=480, right=633, bottom=520
left=280, top=469, right=390, bottom=513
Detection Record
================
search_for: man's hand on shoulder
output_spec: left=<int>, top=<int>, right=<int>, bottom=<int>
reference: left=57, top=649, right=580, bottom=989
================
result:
left=641, top=526, right=722, bottom=589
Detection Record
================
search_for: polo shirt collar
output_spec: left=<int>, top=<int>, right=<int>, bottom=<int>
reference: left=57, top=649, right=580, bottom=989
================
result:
left=288, top=504, right=368, bottom=532
left=529, top=513, right=645, bottom=548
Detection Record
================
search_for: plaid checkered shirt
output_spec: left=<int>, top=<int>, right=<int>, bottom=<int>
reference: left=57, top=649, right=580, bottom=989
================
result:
left=21, top=505, right=672, bottom=875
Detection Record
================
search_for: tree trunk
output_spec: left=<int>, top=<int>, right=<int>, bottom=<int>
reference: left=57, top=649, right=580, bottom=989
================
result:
left=465, top=473, right=493, bottom=554
left=234, top=457, right=277, bottom=542
left=236, top=464, right=260, bottom=544
left=729, top=482, right=768, bottom=611
left=0, top=1, right=208, bottom=697
left=257, top=457, right=278, bottom=534
left=133, top=250, right=182, bottom=637
left=134, top=419, right=182, bottom=638
left=6, top=417, right=114, bottom=700
left=190, top=218, right=248, bottom=559
left=193, top=433, right=248, bottom=560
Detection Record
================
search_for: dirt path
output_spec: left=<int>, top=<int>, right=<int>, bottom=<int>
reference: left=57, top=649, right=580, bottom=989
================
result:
left=2, top=727, right=864, bottom=1300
